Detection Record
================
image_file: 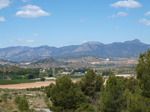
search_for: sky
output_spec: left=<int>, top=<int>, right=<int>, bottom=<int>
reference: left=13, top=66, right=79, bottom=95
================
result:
left=0, top=0, right=150, bottom=48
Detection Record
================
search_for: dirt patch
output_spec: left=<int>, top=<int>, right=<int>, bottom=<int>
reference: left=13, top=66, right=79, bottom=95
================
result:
left=0, top=81, right=55, bottom=89
left=0, top=79, right=81, bottom=89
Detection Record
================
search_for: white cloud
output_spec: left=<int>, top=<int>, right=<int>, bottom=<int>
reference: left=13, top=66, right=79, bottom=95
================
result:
left=110, top=0, right=142, bottom=9
left=33, top=33, right=38, bottom=36
left=0, top=16, right=6, bottom=22
left=117, top=12, right=128, bottom=16
left=22, top=0, right=31, bottom=2
left=16, top=5, right=50, bottom=18
left=80, top=18, right=87, bottom=22
left=145, top=11, right=150, bottom=16
left=0, top=0, right=10, bottom=9
left=139, top=19, right=150, bottom=26
left=17, top=38, right=36, bottom=43
left=111, top=12, right=128, bottom=18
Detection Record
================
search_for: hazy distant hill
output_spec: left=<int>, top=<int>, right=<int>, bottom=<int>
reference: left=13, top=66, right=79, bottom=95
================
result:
left=19, top=56, right=138, bottom=69
left=0, top=39, right=149, bottom=62
left=0, top=59, right=17, bottom=66
left=27, top=58, right=69, bottom=68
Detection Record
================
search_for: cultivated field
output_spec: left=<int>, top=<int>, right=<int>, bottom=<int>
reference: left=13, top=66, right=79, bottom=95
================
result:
left=0, top=79, right=80, bottom=89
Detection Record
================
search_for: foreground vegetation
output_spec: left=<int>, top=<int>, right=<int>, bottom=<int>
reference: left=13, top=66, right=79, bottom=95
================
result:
left=0, top=50, right=150, bottom=111
left=44, top=50, right=150, bottom=112
left=0, top=87, right=48, bottom=112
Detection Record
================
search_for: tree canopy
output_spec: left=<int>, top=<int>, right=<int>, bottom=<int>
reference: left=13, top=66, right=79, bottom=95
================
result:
left=47, top=75, right=85, bottom=111
left=136, top=49, right=150, bottom=98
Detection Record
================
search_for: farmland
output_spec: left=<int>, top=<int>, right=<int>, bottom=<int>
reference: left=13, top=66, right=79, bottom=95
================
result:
left=0, top=79, right=80, bottom=89
left=0, top=79, right=40, bottom=85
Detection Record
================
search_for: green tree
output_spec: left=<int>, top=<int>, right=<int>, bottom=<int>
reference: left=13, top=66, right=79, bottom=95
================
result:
left=14, top=96, right=29, bottom=112
left=136, top=49, right=150, bottom=98
left=101, top=75, right=131, bottom=112
left=124, top=88, right=150, bottom=112
left=80, top=69, right=104, bottom=97
left=100, top=90, right=114, bottom=112
left=80, top=69, right=96, bottom=97
left=14, top=95, right=21, bottom=105
left=18, top=96, right=29, bottom=112
left=45, top=83, right=54, bottom=98
left=95, top=74, right=104, bottom=92
left=25, top=74, right=34, bottom=79
left=49, top=75, right=85, bottom=111
left=40, top=77, right=46, bottom=81
left=124, top=89, right=144, bottom=112
left=1, top=93, right=8, bottom=103
left=48, top=69, right=53, bottom=77
left=102, top=71, right=113, bottom=76
left=75, top=103, right=96, bottom=112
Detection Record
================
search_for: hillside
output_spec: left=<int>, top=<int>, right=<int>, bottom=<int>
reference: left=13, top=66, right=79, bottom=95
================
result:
left=0, top=39, right=149, bottom=62
left=18, top=57, right=138, bottom=69
left=20, top=58, right=70, bottom=68
left=0, top=59, right=17, bottom=66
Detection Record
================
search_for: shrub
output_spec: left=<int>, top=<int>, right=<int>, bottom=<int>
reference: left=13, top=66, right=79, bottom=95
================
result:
left=40, top=77, right=46, bottom=81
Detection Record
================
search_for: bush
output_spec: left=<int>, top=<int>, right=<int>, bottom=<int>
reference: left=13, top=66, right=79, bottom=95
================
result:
left=14, top=95, right=21, bottom=105
left=14, top=96, right=29, bottom=111
left=40, top=77, right=46, bottom=81
left=1, top=93, right=9, bottom=103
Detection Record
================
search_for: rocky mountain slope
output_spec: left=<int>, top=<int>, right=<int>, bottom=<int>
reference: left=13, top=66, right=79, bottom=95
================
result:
left=0, top=39, right=149, bottom=62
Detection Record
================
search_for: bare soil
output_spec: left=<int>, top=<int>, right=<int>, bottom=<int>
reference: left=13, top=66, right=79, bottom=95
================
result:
left=0, top=79, right=81, bottom=89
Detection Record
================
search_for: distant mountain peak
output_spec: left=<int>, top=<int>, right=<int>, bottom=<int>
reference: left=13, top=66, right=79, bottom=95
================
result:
left=73, top=41, right=104, bottom=52
left=83, top=41, right=103, bottom=45
left=125, top=39, right=142, bottom=44
left=132, top=39, right=142, bottom=43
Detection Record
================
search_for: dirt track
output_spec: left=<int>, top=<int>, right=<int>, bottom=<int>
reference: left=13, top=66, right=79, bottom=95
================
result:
left=0, top=79, right=80, bottom=89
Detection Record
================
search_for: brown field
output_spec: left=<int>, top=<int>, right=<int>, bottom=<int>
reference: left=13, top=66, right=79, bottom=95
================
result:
left=0, top=79, right=80, bottom=89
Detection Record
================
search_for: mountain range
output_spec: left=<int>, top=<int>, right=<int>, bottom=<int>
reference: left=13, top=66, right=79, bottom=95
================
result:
left=0, top=39, right=149, bottom=62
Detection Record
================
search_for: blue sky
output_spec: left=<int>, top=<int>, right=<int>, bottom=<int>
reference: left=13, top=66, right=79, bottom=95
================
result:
left=0, top=0, right=150, bottom=48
